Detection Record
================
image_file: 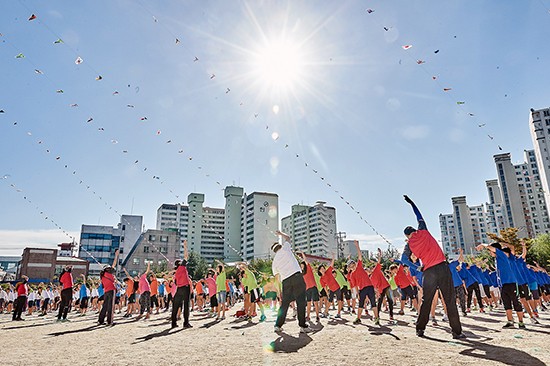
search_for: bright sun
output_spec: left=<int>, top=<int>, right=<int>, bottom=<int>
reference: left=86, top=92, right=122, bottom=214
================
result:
left=253, top=39, right=305, bottom=91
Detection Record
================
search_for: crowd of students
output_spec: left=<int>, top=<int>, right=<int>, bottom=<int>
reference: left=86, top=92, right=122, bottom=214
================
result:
left=3, top=197, right=550, bottom=339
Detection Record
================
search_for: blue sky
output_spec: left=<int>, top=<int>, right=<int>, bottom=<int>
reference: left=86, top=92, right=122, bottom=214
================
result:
left=1, top=1, right=550, bottom=256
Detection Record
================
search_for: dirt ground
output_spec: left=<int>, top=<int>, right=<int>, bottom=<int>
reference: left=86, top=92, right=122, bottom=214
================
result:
left=1, top=304, right=549, bottom=366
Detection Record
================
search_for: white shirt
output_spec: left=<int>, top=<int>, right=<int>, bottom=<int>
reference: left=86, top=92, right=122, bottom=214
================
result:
left=0, top=290, right=6, bottom=300
left=272, top=241, right=302, bottom=280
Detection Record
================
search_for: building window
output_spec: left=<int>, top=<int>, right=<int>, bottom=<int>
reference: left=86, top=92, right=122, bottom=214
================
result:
left=133, top=258, right=140, bottom=265
left=144, top=246, right=150, bottom=253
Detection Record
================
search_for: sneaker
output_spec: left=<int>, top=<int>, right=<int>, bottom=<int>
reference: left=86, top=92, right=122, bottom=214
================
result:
left=452, top=332, right=466, bottom=339
left=502, top=321, right=514, bottom=329
left=259, top=314, right=266, bottom=322
left=398, top=310, right=405, bottom=316
left=442, top=315, right=448, bottom=322
left=462, top=312, right=468, bottom=317
left=530, top=318, right=540, bottom=325
left=316, top=316, right=320, bottom=323
left=389, top=316, right=394, bottom=321
left=274, top=326, right=283, bottom=333
left=416, top=329, right=425, bottom=337
left=353, top=318, right=361, bottom=325
left=221, top=316, right=226, bottom=320
left=479, top=308, right=485, bottom=313
left=374, top=318, right=380, bottom=326
left=334, top=314, right=341, bottom=319
left=300, top=326, right=313, bottom=334
left=61, top=319, right=70, bottom=323
left=518, top=322, right=526, bottom=329
left=183, top=323, right=193, bottom=329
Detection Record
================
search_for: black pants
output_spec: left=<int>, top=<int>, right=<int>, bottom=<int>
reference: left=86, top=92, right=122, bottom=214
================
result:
left=416, top=262, right=462, bottom=335
left=483, top=285, right=492, bottom=299
left=376, top=287, right=394, bottom=317
left=467, top=282, right=484, bottom=309
left=98, top=290, right=115, bottom=324
left=276, top=272, right=307, bottom=328
left=57, top=288, right=72, bottom=320
left=455, top=285, right=466, bottom=314
left=501, top=283, right=523, bottom=312
left=42, top=298, right=50, bottom=312
left=171, top=285, right=190, bottom=327
left=139, top=291, right=151, bottom=315
left=12, top=295, right=26, bottom=320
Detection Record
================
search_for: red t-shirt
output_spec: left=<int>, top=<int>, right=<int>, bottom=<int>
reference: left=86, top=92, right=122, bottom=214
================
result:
left=394, top=265, right=412, bottom=289
left=405, top=271, right=416, bottom=287
left=101, top=272, right=116, bottom=292
left=350, top=260, right=373, bottom=290
left=369, top=263, right=390, bottom=292
left=408, top=230, right=446, bottom=270
left=60, top=272, right=73, bottom=290
left=320, top=266, right=340, bottom=292
left=302, top=263, right=317, bottom=290
left=17, top=283, right=28, bottom=296
left=175, top=265, right=190, bottom=287
left=347, top=272, right=355, bottom=289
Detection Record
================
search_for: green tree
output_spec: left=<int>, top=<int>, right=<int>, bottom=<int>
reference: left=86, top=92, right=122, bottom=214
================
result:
left=529, top=233, right=550, bottom=269
left=186, top=251, right=209, bottom=279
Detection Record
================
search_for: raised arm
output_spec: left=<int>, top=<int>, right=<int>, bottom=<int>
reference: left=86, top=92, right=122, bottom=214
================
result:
left=520, top=240, right=527, bottom=259
left=475, top=243, right=496, bottom=254
left=354, top=241, right=362, bottom=262
left=404, top=195, right=427, bottom=230
left=145, top=261, right=151, bottom=275
left=377, top=248, right=382, bottom=264
left=216, top=259, right=225, bottom=272
left=112, top=249, right=119, bottom=268
left=276, top=230, right=291, bottom=243
left=80, top=273, right=86, bottom=283
left=183, top=239, right=188, bottom=261
left=300, top=252, right=309, bottom=264
left=458, top=248, right=464, bottom=263
left=123, top=267, right=131, bottom=277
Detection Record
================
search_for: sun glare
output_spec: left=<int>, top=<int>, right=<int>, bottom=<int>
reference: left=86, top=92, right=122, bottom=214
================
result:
left=253, top=40, right=305, bottom=91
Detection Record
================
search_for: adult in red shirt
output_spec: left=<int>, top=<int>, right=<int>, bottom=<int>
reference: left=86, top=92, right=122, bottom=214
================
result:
left=348, top=240, right=379, bottom=325
left=403, top=195, right=463, bottom=339
left=319, top=258, right=343, bottom=318
left=299, top=252, right=320, bottom=322
left=57, top=265, right=74, bottom=322
left=99, top=249, right=119, bottom=325
left=12, top=275, right=29, bottom=321
left=171, top=240, right=191, bottom=329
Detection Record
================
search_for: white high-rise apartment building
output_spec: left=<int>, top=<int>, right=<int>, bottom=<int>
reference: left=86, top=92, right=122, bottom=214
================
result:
left=156, top=187, right=279, bottom=262
left=240, top=191, right=279, bottom=261
left=281, top=201, right=338, bottom=258
left=439, top=197, right=492, bottom=257
left=156, top=193, right=225, bottom=262
left=494, top=150, right=550, bottom=237
left=529, top=107, right=550, bottom=215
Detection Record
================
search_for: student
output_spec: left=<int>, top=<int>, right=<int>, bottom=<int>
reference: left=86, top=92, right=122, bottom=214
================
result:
left=319, top=257, right=343, bottom=319
left=98, top=249, right=119, bottom=326
left=239, top=263, right=264, bottom=321
left=389, top=263, right=417, bottom=315
left=194, top=279, right=204, bottom=311
left=448, top=259, right=467, bottom=317
left=299, top=252, right=320, bottom=323
left=171, top=240, right=192, bottom=329
left=137, top=262, right=152, bottom=320
left=403, top=195, right=464, bottom=339
left=348, top=240, right=381, bottom=325
left=57, top=266, right=74, bottom=322
left=150, top=273, right=160, bottom=315
left=215, top=260, right=227, bottom=320
left=122, top=274, right=135, bottom=317
left=205, top=271, right=218, bottom=317
left=158, top=280, right=166, bottom=311
left=12, top=275, right=29, bottom=321
left=79, top=274, right=89, bottom=316
left=271, top=230, right=311, bottom=333
left=476, top=243, right=525, bottom=329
